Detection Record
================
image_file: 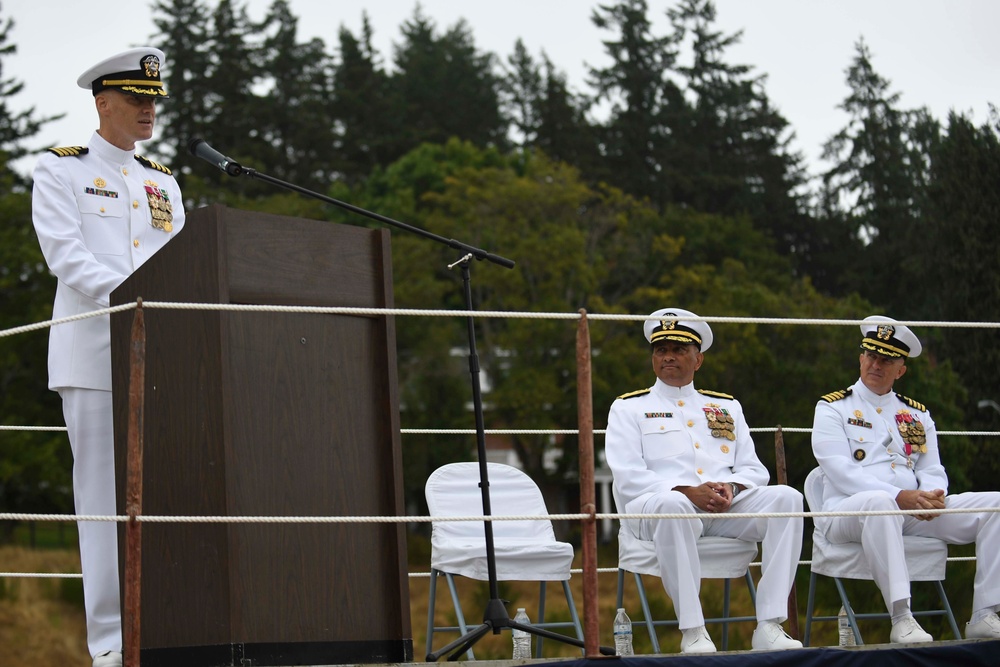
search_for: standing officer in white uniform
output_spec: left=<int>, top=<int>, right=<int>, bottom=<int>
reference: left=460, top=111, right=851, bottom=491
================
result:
left=811, top=316, right=1000, bottom=643
left=605, top=308, right=803, bottom=653
left=31, top=47, right=185, bottom=667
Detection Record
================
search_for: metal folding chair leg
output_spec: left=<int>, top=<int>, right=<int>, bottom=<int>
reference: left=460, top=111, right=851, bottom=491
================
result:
left=615, top=568, right=756, bottom=653
left=428, top=569, right=585, bottom=660
left=803, top=571, right=961, bottom=646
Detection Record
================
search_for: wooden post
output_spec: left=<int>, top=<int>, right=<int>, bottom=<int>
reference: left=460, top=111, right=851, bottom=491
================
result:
left=774, top=425, right=800, bottom=639
left=124, top=300, right=146, bottom=667
left=576, top=309, right=600, bottom=657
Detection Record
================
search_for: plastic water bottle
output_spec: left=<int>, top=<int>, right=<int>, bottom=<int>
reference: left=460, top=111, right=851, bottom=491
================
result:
left=838, top=606, right=856, bottom=646
left=512, top=607, right=532, bottom=659
left=614, top=607, right=634, bottom=656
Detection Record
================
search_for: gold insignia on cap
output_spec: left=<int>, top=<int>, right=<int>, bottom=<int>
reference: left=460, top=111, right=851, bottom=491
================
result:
left=94, top=177, right=106, bottom=188
left=141, top=54, right=161, bottom=78
left=854, top=449, right=866, bottom=461
left=660, top=318, right=677, bottom=330
left=877, top=324, right=895, bottom=341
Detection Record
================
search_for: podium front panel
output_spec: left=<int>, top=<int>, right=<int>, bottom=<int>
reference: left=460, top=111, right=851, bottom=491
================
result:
left=111, top=205, right=410, bottom=664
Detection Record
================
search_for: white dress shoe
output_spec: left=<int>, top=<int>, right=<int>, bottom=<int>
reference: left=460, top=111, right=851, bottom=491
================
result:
left=890, top=616, right=933, bottom=644
left=751, top=620, right=803, bottom=650
left=93, top=650, right=123, bottom=667
left=680, top=625, right=717, bottom=653
left=966, top=613, right=1000, bottom=639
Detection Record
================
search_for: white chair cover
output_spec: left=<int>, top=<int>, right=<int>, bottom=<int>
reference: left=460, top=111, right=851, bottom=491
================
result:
left=426, top=462, right=574, bottom=581
left=613, top=486, right=758, bottom=579
left=805, top=467, right=946, bottom=581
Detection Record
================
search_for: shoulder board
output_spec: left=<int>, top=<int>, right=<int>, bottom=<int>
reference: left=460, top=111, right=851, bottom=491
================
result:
left=698, top=389, right=734, bottom=400
left=134, top=154, right=172, bottom=175
left=617, top=388, right=651, bottom=400
left=820, top=388, right=853, bottom=403
left=47, top=146, right=88, bottom=157
left=896, top=393, right=927, bottom=412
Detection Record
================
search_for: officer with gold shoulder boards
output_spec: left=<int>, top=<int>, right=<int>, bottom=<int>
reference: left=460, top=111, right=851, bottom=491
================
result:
left=31, top=47, right=185, bottom=667
left=811, top=316, right=1000, bottom=643
left=605, top=308, right=803, bottom=653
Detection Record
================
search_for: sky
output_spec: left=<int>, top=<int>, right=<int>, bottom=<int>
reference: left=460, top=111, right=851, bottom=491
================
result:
left=5, top=0, right=999, bottom=182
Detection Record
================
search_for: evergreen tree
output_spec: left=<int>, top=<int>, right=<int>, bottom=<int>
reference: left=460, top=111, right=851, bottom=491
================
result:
left=257, top=0, right=337, bottom=191
left=666, top=0, right=811, bottom=273
left=821, top=39, right=938, bottom=308
left=921, top=111, right=1000, bottom=491
left=0, top=6, right=59, bottom=176
left=330, top=13, right=399, bottom=184
left=149, top=0, right=214, bottom=170
left=589, top=0, right=684, bottom=207
left=392, top=8, right=507, bottom=153
left=0, top=5, right=72, bottom=525
left=501, top=41, right=600, bottom=172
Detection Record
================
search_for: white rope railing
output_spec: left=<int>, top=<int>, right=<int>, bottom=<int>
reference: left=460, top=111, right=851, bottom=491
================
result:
left=3, top=506, right=999, bottom=525
left=3, top=302, right=1000, bottom=340
left=6, top=425, right=1000, bottom=437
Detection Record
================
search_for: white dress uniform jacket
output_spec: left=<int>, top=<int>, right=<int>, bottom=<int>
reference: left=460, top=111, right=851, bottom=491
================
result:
left=811, top=378, right=948, bottom=510
left=606, top=378, right=770, bottom=514
left=32, top=131, right=185, bottom=390
left=606, top=378, right=802, bottom=630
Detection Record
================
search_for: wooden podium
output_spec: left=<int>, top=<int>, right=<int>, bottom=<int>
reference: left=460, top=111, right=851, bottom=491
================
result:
left=110, top=205, right=411, bottom=666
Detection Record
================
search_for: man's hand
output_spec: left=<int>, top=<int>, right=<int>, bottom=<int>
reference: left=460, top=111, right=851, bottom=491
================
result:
left=676, top=482, right=732, bottom=513
left=896, top=488, right=946, bottom=521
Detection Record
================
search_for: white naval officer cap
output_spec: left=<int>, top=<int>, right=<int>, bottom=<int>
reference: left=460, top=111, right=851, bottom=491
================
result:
left=860, top=315, right=922, bottom=359
left=644, top=308, right=713, bottom=352
left=77, top=47, right=169, bottom=98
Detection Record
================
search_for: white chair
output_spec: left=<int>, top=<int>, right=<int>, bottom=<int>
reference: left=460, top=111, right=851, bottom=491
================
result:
left=424, top=462, right=584, bottom=660
left=613, top=486, right=758, bottom=652
left=802, top=467, right=960, bottom=645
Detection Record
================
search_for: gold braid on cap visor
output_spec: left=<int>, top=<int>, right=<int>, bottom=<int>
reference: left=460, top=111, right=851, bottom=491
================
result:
left=861, top=337, right=908, bottom=358
left=651, top=330, right=702, bottom=346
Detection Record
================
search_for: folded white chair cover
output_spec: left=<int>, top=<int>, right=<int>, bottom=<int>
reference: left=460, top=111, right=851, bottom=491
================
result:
left=426, top=462, right=574, bottom=581
left=803, top=466, right=959, bottom=645
left=805, top=467, right=946, bottom=580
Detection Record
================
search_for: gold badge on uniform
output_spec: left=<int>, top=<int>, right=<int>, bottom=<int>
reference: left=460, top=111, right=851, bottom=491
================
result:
left=895, top=410, right=927, bottom=455
left=847, top=408, right=872, bottom=428
left=94, top=177, right=107, bottom=188
left=144, top=180, right=174, bottom=232
left=720, top=444, right=730, bottom=454
left=703, top=404, right=736, bottom=441
left=853, top=449, right=866, bottom=461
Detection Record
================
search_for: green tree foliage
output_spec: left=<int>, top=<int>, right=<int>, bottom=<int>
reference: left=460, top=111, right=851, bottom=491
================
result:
left=666, top=0, right=810, bottom=264
left=330, top=14, right=398, bottom=185
left=502, top=41, right=600, bottom=172
left=255, top=0, right=338, bottom=190
left=918, top=111, right=1000, bottom=491
left=821, top=39, right=940, bottom=304
left=0, top=5, right=71, bottom=529
left=392, top=8, right=507, bottom=153
left=589, top=0, right=684, bottom=207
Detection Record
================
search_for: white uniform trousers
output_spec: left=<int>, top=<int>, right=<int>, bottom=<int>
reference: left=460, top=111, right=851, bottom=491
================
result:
left=61, top=387, right=122, bottom=657
left=826, top=489, right=1000, bottom=615
left=636, top=485, right=803, bottom=630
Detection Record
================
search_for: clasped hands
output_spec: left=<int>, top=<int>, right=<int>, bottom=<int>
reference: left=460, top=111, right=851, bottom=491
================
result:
left=896, top=488, right=946, bottom=521
left=676, top=481, right=734, bottom=513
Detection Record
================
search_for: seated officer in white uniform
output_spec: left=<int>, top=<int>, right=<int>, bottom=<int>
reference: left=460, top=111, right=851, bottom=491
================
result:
left=605, top=308, right=803, bottom=653
left=32, top=47, right=184, bottom=667
left=811, top=316, right=1000, bottom=642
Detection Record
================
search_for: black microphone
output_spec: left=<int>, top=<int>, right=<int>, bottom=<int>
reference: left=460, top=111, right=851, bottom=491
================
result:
left=187, top=137, right=243, bottom=176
